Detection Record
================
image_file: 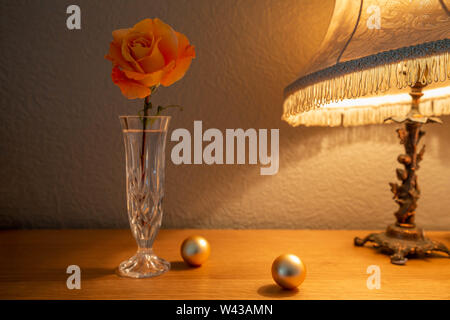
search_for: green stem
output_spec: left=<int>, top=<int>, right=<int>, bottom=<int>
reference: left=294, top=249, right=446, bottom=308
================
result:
left=140, top=95, right=151, bottom=182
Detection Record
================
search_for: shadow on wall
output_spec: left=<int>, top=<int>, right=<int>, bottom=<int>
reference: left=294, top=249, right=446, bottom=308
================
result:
left=165, top=116, right=450, bottom=229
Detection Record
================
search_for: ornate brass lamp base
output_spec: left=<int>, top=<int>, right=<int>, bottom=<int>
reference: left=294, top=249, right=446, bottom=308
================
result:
left=354, top=224, right=450, bottom=265
left=354, top=82, right=450, bottom=265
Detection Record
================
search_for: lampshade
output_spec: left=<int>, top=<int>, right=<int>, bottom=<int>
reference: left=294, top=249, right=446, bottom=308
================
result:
left=282, top=0, right=450, bottom=127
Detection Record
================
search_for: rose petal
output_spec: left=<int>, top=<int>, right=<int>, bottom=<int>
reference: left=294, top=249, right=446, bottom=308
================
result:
left=152, top=18, right=179, bottom=63
left=138, top=38, right=166, bottom=73
left=122, top=68, right=163, bottom=87
left=111, top=66, right=151, bottom=99
left=161, top=55, right=194, bottom=87
left=131, top=43, right=152, bottom=60
left=105, top=42, right=133, bottom=71
left=133, top=19, right=154, bottom=35
left=176, top=32, right=194, bottom=56
left=121, top=32, right=145, bottom=73
left=112, top=28, right=130, bottom=45
left=133, top=18, right=178, bottom=64
left=161, top=32, right=196, bottom=86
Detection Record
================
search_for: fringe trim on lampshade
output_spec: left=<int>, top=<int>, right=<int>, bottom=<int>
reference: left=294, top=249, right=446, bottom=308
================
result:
left=283, top=51, right=450, bottom=127
left=283, top=95, right=450, bottom=127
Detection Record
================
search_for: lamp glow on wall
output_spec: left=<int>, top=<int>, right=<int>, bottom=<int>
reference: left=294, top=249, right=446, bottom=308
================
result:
left=283, top=0, right=450, bottom=265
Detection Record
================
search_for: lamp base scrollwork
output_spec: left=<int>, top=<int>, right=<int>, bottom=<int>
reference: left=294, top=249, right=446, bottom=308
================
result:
left=354, top=224, right=449, bottom=265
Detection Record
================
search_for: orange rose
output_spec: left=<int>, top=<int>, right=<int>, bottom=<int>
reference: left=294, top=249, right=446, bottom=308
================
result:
left=106, top=18, right=195, bottom=99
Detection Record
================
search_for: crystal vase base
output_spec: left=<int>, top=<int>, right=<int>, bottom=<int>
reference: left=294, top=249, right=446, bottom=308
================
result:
left=118, top=249, right=170, bottom=278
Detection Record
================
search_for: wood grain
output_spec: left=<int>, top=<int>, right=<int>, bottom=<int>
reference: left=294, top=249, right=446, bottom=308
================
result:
left=0, top=229, right=449, bottom=300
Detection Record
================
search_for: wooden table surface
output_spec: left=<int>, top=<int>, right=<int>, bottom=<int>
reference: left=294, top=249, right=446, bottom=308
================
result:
left=0, top=229, right=449, bottom=300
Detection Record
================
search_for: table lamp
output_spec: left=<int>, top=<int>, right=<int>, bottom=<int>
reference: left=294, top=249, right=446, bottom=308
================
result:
left=283, top=0, right=450, bottom=265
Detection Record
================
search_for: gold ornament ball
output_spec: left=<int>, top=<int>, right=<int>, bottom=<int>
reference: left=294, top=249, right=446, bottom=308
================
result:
left=180, top=236, right=211, bottom=266
left=271, top=254, right=306, bottom=289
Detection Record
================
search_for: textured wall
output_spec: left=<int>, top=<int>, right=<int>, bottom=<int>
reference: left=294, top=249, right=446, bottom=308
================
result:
left=1, top=0, right=449, bottom=230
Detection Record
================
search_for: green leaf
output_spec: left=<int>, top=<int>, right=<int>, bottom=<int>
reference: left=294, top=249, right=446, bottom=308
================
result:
left=155, top=104, right=184, bottom=115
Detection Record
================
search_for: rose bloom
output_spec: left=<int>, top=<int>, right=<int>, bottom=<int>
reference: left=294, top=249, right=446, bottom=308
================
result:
left=106, top=18, right=195, bottom=99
